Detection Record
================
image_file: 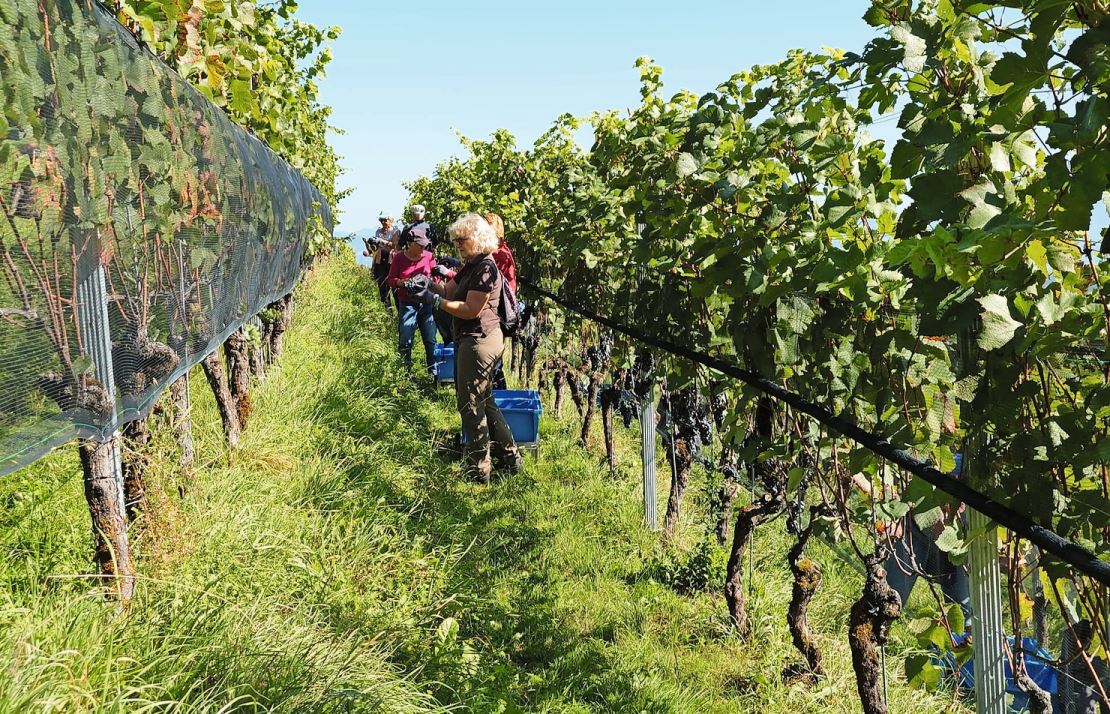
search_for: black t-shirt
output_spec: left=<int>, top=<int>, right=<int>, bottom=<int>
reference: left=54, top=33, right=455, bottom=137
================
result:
left=451, top=255, right=501, bottom=338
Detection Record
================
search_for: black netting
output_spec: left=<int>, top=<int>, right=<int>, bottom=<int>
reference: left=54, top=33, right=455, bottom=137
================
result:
left=0, top=0, right=332, bottom=474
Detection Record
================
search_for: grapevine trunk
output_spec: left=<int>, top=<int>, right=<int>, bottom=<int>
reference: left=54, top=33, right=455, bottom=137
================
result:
left=785, top=514, right=824, bottom=682
left=201, top=350, right=241, bottom=447
left=79, top=438, right=136, bottom=601
left=724, top=486, right=784, bottom=635
left=169, top=375, right=195, bottom=474
left=224, top=329, right=253, bottom=428
left=120, top=416, right=150, bottom=522
left=662, top=437, right=693, bottom=541
left=848, top=552, right=901, bottom=714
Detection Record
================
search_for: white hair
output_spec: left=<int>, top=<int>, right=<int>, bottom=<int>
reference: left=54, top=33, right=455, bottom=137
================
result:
left=449, top=213, right=499, bottom=256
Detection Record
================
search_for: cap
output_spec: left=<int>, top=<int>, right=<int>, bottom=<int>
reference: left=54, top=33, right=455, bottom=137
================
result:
left=411, top=204, right=426, bottom=216
left=378, top=210, right=392, bottom=220
left=402, top=223, right=430, bottom=247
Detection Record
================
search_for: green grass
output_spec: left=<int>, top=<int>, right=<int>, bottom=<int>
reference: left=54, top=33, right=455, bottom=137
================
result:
left=0, top=253, right=968, bottom=712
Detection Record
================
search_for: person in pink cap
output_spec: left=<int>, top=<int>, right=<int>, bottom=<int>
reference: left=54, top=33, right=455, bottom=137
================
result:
left=387, top=227, right=438, bottom=372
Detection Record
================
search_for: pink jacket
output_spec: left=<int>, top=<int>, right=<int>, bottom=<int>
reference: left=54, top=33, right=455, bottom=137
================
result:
left=387, top=250, right=436, bottom=304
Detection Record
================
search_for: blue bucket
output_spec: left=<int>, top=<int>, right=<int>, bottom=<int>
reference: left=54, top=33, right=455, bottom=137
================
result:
left=433, top=343, right=455, bottom=382
left=461, top=389, right=543, bottom=446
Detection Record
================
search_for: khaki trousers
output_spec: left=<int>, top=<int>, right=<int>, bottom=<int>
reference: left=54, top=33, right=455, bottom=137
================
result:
left=455, top=332, right=518, bottom=476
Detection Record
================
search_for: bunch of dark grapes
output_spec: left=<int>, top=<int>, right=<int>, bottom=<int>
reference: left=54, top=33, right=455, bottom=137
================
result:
left=600, top=383, right=622, bottom=413
left=402, top=275, right=429, bottom=294
left=668, top=388, right=712, bottom=456
left=585, top=334, right=613, bottom=372
left=710, top=392, right=728, bottom=431
left=615, top=370, right=639, bottom=428
left=632, top=351, right=656, bottom=399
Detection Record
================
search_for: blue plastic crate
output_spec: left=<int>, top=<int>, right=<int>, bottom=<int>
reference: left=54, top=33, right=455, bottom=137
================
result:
left=461, top=389, right=543, bottom=446
left=433, top=343, right=455, bottom=383
left=935, top=633, right=1057, bottom=709
left=492, top=389, right=539, bottom=402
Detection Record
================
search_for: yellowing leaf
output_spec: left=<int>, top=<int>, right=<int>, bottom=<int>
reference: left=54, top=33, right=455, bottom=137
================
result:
left=1026, top=239, right=1048, bottom=276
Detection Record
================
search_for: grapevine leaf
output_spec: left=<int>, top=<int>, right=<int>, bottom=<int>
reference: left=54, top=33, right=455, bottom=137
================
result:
left=891, top=24, right=928, bottom=74
left=675, top=152, right=698, bottom=179
left=976, top=294, right=1021, bottom=351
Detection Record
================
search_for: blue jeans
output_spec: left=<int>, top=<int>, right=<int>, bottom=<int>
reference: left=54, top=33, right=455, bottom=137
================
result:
left=398, top=301, right=437, bottom=371
left=886, top=519, right=971, bottom=620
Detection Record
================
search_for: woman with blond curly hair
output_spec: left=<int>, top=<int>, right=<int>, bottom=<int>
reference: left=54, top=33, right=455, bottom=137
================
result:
left=410, top=213, right=521, bottom=483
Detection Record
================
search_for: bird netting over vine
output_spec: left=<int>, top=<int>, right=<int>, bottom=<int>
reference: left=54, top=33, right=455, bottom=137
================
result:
left=0, top=0, right=333, bottom=475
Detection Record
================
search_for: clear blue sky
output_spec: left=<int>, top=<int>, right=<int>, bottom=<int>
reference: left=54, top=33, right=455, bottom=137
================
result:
left=297, top=1, right=880, bottom=235
left=298, top=1, right=1108, bottom=239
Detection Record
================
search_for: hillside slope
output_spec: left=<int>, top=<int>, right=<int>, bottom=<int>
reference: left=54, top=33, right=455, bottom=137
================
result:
left=0, top=254, right=964, bottom=712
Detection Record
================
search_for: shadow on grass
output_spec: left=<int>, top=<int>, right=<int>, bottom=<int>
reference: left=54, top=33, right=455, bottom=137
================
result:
left=302, top=265, right=663, bottom=711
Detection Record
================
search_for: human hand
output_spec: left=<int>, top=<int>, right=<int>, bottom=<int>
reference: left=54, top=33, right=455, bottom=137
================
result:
left=403, top=275, right=433, bottom=303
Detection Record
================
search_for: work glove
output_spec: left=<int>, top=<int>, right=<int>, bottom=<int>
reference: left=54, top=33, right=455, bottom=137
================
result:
left=403, top=275, right=436, bottom=304
left=432, top=264, right=454, bottom=280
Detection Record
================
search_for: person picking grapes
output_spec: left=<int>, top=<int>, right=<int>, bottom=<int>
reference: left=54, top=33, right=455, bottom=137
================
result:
left=365, top=211, right=400, bottom=312
left=387, top=227, right=439, bottom=373
left=407, top=213, right=522, bottom=483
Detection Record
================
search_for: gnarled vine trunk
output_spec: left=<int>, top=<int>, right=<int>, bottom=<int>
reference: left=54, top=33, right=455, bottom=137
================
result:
left=662, top=437, right=694, bottom=541
left=512, top=338, right=524, bottom=382
left=224, top=328, right=252, bottom=428
left=268, top=294, right=293, bottom=363
left=553, top=366, right=566, bottom=418
left=524, top=335, right=540, bottom=389
left=249, top=338, right=266, bottom=382
left=79, top=438, right=135, bottom=601
left=724, top=481, right=784, bottom=635
left=120, top=417, right=150, bottom=522
left=169, top=375, right=194, bottom=474
left=580, top=371, right=603, bottom=447
left=600, top=386, right=618, bottom=473
left=848, top=552, right=901, bottom=714
left=566, top=368, right=585, bottom=418
left=202, top=350, right=240, bottom=447
left=715, top=454, right=739, bottom=546
left=785, top=510, right=824, bottom=682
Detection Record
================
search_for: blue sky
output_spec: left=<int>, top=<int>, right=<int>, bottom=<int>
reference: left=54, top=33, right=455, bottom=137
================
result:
left=299, top=1, right=1108, bottom=241
left=297, top=1, right=881, bottom=235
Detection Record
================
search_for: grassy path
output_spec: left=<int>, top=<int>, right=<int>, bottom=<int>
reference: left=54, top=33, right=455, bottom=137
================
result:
left=0, top=254, right=965, bottom=712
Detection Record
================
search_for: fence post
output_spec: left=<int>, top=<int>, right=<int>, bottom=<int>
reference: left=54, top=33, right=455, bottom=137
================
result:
left=76, top=246, right=123, bottom=511
left=640, top=384, right=658, bottom=531
left=959, top=329, right=1007, bottom=714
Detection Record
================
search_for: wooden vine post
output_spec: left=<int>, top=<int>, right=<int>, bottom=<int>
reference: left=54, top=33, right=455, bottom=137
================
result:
left=76, top=243, right=135, bottom=600
left=959, top=329, right=1007, bottom=714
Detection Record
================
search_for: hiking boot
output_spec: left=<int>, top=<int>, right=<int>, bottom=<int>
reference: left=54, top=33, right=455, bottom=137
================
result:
left=494, top=452, right=524, bottom=476
left=466, top=467, right=491, bottom=485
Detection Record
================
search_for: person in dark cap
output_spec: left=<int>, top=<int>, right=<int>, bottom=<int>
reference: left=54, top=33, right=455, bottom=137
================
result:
left=400, top=204, right=440, bottom=250
left=387, top=228, right=438, bottom=372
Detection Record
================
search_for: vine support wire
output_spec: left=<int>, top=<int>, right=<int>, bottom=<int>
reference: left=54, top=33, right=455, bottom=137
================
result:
left=518, top=277, right=1110, bottom=584
left=75, top=238, right=124, bottom=511
left=640, top=383, right=658, bottom=531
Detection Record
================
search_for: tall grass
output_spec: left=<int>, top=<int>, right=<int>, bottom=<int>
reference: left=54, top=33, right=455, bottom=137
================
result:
left=0, top=253, right=966, bottom=712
